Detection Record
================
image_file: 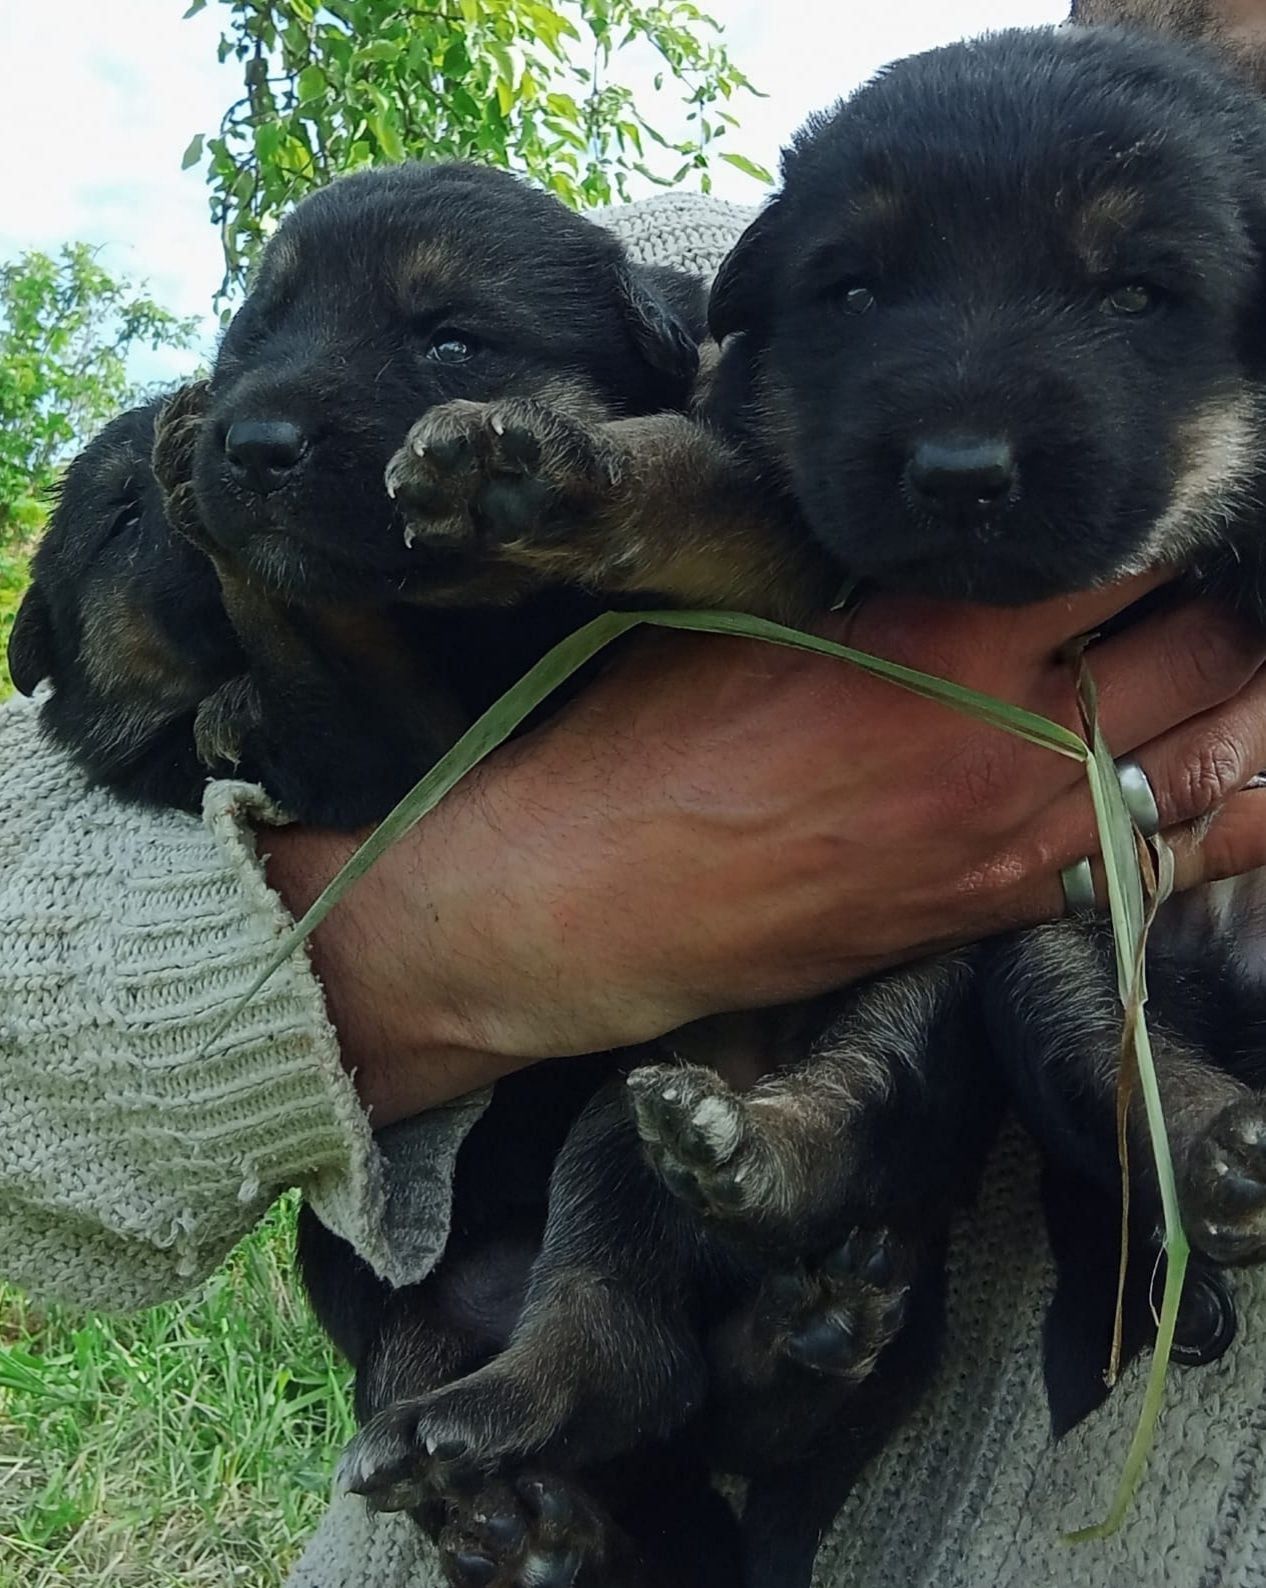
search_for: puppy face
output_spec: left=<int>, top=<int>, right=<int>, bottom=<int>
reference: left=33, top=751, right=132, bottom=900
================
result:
left=195, top=163, right=700, bottom=606
left=7, top=401, right=244, bottom=806
left=712, top=27, right=1266, bottom=604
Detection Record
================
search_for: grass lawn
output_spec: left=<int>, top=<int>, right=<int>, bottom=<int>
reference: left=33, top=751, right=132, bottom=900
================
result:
left=0, top=1193, right=355, bottom=1587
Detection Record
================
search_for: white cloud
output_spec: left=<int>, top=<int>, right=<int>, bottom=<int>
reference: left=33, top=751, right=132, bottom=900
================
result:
left=0, top=0, right=1069, bottom=383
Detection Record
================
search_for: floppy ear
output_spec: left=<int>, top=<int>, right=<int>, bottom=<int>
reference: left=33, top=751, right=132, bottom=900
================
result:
left=615, top=262, right=701, bottom=386
left=708, top=203, right=781, bottom=344
left=7, top=583, right=55, bottom=696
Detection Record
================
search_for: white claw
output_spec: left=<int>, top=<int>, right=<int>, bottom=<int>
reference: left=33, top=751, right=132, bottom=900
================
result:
left=411, top=437, right=429, bottom=459
left=403, top=523, right=418, bottom=550
left=490, top=412, right=506, bottom=436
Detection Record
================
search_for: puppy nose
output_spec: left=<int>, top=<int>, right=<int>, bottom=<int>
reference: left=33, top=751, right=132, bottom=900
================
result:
left=224, top=420, right=307, bottom=492
left=905, top=437, right=1017, bottom=522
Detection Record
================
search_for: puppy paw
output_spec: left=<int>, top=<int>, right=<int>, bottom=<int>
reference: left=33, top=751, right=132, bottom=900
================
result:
left=193, top=674, right=263, bottom=770
left=1182, top=1096, right=1266, bottom=1265
left=387, top=398, right=620, bottom=571
left=338, top=1400, right=478, bottom=1515
left=153, top=381, right=214, bottom=552
left=629, top=1063, right=792, bottom=1226
left=338, top=1366, right=553, bottom=1515
left=439, top=1473, right=616, bottom=1588
left=753, top=1230, right=911, bottom=1383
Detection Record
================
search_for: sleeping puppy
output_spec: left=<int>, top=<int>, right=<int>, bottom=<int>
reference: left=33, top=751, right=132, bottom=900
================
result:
left=11, top=164, right=966, bottom=1587
left=391, top=21, right=1266, bottom=1454
left=7, top=402, right=244, bottom=810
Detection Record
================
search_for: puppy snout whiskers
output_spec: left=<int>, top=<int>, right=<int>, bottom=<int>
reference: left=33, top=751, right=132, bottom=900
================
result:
left=224, top=419, right=308, bottom=494
left=904, top=436, right=1017, bottom=525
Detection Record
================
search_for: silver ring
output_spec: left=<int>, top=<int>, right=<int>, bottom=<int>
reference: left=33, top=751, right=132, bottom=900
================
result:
left=1114, top=755, right=1161, bottom=839
left=1060, top=856, right=1097, bottom=916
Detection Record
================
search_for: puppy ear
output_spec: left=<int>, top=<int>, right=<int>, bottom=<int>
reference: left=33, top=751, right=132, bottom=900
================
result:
left=616, top=263, right=701, bottom=385
left=7, top=583, right=55, bottom=696
left=708, top=204, right=780, bottom=344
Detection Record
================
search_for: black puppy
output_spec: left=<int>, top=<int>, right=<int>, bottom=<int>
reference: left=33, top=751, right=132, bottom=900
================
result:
left=12, top=162, right=703, bottom=826
left=12, top=164, right=962, bottom=1587
left=392, top=22, right=1266, bottom=1446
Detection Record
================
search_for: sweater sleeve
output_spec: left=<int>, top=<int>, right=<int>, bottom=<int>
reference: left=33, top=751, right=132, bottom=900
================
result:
left=0, top=691, right=482, bottom=1311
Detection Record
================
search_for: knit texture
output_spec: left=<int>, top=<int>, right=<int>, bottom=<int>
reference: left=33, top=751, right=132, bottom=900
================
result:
left=0, top=690, right=480, bottom=1306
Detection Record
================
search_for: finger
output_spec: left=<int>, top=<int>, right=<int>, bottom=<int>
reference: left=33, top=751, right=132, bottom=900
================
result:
left=1170, top=790, right=1266, bottom=892
left=997, top=678, right=1266, bottom=926
left=1088, top=598, right=1266, bottom=754
left=1018, top=790, right=1266, bottom=926
left=1115, top=668, right=1266, bottom=830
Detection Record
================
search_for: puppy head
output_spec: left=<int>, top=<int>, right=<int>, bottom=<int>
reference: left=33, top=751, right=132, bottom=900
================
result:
left=194, top=163, right=701, bottom=605
left=712, top=26, right=1266, bottom=604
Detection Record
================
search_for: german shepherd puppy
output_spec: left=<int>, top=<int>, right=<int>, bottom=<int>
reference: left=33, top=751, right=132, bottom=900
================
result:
left=384, top=18, right=1266, bottom=1476
left=11, top=164, right=977, bottom=1587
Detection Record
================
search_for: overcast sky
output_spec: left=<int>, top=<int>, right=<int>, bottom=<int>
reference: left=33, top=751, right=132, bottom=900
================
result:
left=0, top=0, right=1067, bottom=380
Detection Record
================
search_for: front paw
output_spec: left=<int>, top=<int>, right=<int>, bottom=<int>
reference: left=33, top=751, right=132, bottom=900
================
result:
left=153, top=381, right=215, bottom=554
left=338, top=1364, right=555, bottom=1516
left=193, top=674, right=263, bottom=771
left=387, top=399, right=620, bottom=572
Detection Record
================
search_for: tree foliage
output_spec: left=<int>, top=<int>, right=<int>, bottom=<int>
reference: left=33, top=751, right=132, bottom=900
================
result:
left=183, top=0, right=768, bottom=295
left=0, top=247, right=198, bottom=693
left=0, top=246, right=198, bottom=545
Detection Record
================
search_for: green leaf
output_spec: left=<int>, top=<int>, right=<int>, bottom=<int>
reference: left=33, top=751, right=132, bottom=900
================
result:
left=357, top=39, right=403, bottom=62
left=297, top=64, right=327, bottom=102
left=368, top=114, right=405, bottom=162
left=254, top=121, right=284, bottom=163
left=180, top=133, right=205, bottom=170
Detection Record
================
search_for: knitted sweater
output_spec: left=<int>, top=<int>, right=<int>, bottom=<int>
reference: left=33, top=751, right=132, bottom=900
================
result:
left=3, top=192, right=1264, bottom=1587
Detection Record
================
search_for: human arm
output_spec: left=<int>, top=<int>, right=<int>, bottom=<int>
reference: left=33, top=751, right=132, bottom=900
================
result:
left=268, top=575, right=1266, bottom=1127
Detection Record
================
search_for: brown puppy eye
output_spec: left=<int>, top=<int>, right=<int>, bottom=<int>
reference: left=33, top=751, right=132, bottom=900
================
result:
left=1102, top=283, right=1153, bottom=316
left=426, top=329, right=479, bottom=363
left=842, top=286, right=876, bottom=316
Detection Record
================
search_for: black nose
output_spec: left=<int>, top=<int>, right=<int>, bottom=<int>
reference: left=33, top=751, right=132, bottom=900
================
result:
left=224, top=420, right=307, bottom=493
left=905, top=437, right=1017, bottom=523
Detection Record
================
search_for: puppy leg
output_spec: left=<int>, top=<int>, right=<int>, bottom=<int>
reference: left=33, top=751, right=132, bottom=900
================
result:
left=629, top=952, right=986, bottom=1244
left=389, top=401, right=829, bottom=619
left=982, top=921, right=1266, bottom=1264
left=338, top=1083, right=709, bottom=1509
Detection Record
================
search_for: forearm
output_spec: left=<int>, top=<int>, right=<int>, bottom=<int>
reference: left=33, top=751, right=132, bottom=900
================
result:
left=264, top=817, right=530, bottom=1124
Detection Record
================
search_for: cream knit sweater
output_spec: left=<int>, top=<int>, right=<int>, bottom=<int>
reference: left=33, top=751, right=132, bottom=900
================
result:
left=4, top=192, right=1265, bottom=1588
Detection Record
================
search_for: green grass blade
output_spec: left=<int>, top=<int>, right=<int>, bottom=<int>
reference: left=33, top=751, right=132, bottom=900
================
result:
left=1065, top=662, right=1187, bottom=1542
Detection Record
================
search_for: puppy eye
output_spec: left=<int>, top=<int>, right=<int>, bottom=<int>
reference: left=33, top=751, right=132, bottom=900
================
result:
left=425, top=329, right=480, bottom=364
left=1101, top=284, right=1154, bottom=317
left=840, top=286, right=877, bottom=316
